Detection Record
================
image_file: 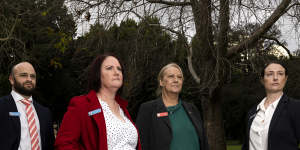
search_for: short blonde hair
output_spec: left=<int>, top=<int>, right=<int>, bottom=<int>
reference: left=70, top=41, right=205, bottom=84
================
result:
left=156, top=63, right=184, bottom=96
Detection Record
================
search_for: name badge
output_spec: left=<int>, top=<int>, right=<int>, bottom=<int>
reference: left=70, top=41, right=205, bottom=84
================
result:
left=157, top=112, right=168, bottom=117
left=9, top=112, right=20, bottom=117
left=88, top=109, right=101, bottom=116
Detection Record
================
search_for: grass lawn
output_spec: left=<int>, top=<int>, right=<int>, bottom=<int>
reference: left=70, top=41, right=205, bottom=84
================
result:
left=227, top=145, right=242, bottom=150
left=227, top=140, right=241, bottom=150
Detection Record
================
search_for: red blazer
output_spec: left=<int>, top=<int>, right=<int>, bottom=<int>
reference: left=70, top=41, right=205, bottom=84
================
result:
left=55, top=90, right=142, bottom=150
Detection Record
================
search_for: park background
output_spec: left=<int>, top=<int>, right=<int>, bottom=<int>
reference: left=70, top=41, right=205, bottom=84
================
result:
left=1, top=0, right=300, bottom=150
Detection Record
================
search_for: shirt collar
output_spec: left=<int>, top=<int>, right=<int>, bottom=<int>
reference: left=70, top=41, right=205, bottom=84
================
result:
left=11, top=90, right=33, bottom=102
left=271, top=95, right=281, bottom=109
left=166, top=100, right=182, bottom=111
left=256, top=94, right=282, bottom=111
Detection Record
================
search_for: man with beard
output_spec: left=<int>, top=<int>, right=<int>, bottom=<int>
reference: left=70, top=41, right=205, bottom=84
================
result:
left=0, top=62, right=54, bottom=150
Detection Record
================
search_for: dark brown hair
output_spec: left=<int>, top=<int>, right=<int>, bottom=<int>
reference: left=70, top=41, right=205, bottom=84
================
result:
left=260, top=60, right=288, bottom=78
left=87, top=54, right=124, bottom=94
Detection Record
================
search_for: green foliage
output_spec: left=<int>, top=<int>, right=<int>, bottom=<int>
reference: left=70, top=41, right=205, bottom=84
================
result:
left=0, top=0, right=76, bottom=67
left=54, top=32, right=73, bottom=54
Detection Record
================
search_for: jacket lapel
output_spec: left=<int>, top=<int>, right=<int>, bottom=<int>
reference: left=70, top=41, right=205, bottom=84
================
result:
left=86, top=90, right=107, bottom=150
left=6, top=94, right=21, bottom=149
left=155, top=98, right=171, bottom=131
left=182, top=102, right=203, bottom=139
left=7, top=95, right=21, bottom=136
left=268, top=94, right=288, bottom=138
left=247, top=107, right=257, bottom=136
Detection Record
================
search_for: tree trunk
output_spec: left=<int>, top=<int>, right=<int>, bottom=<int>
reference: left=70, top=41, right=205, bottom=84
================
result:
left=201, top=88, right=226, bottom=150
left=190, top=0, right=227, bottom=149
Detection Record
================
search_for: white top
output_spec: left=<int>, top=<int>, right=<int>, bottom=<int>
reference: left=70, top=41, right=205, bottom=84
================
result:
left=249, top=95, right=282, bottom=150
left=99, top=99, right=138, bottom=150
left=11, top=90, right=42, bottom=150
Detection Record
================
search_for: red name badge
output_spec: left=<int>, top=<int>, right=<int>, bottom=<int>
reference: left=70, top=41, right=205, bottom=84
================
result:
left=157, top=112, right=168, bottom=117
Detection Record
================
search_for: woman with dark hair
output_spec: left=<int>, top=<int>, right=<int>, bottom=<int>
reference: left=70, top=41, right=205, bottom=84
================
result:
left=136, top=63, right=209, bottom=150
left=55, top=54, right=141, bottom=150
left=242, top=61, right=300, bottom=150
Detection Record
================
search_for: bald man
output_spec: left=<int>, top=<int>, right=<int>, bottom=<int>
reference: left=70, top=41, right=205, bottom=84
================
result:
left=0, top=62, right=54, bottom=150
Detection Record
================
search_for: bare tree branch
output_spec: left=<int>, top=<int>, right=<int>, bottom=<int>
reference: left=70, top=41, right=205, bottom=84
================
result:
left=146, top=0, right=191, bottom=6
left=262, top=35, right=293, bottom=59
left=187, top=45, right=201, bottom=84
left=217, top=0, right=229, bottom=56
left=150, top=22, right=201, bottom=83
left=227, top=0, right=292, bottom=58
left=285, top=1, right=300, bottom=11
left=149, top=23, right=181, bottom=35
left=0, top=18, right=18, bottom=41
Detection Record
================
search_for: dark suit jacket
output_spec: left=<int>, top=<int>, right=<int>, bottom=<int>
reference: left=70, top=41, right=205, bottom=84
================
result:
left=136, top=97, right=209, bottom=150
left=55, top=90, right=141, bottom=150
left=242, top=94, right=300, bottom=150
left=0, top=94, right=54, bottom=150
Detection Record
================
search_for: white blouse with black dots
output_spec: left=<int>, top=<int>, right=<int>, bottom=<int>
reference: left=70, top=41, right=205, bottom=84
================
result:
left=99, top=99, right=138, bottom=150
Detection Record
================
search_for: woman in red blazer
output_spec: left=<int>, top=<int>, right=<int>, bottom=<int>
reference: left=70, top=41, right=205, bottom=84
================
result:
left=55, top=54, right=141, bottom=150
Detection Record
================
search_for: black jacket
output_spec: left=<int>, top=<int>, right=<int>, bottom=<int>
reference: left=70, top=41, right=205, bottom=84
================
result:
left=0, top=94, right=55, bottom=150
left=136, top=97, right=209, bottom=150
left=242, top=94, right=300, bottom=150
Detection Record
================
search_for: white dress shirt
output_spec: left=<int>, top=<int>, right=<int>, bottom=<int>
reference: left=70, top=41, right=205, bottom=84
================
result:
left=249, top=95, right=282, bottom=150
left=11, top=90, right=42, bottom=150
left=99, top=98, right=138, bottom=150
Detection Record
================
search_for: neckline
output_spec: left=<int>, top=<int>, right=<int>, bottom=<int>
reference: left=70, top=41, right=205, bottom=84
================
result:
left=166, top=100, right=182, bottom=114
left=99, top=99, right=127, bottom=123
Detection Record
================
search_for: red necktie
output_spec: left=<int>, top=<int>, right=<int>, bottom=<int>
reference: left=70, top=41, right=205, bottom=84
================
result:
left=21, top=99, right=41, bottom=150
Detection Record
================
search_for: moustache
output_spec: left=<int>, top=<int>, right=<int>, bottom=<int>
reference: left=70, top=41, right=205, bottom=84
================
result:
left=23, top=82, right=33, bottom=85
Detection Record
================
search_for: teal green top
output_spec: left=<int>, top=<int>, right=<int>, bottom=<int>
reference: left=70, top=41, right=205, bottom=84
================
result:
left=166, top=100, right=200, bottom=150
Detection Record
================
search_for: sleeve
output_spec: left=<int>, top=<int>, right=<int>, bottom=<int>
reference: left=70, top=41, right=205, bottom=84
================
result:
left=135, top=103, right=152, bottom=150
left=54, top=97, right=83, bottom=150
left=190, top=103, right=209, bottom=150
left=289, top=99, right=300, bottom=142
left=0, top=99, right=10, bottom=149
left=241, top=110, right=251, bottom=150
left=44, top=108, right=55, bottom=150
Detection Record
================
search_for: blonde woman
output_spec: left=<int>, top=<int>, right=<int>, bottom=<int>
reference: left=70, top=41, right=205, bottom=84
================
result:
left=136, top=63, right=209, bottom=150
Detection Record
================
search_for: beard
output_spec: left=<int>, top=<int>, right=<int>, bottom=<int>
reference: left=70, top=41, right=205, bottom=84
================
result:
left=13, top=78, right=36, bottom=96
